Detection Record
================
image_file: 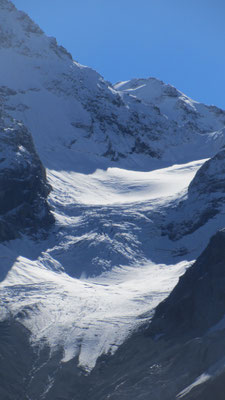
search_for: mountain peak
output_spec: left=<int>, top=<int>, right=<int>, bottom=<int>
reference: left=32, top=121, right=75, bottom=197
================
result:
left=0, top=1, right=225, bottom=173
left=0, top=0, right=72, bottom=61
left=0, top=0, right=14, bottom=10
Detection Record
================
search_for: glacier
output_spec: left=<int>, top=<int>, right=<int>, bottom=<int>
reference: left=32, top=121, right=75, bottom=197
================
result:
left=1, top=1, right=225, bottom=399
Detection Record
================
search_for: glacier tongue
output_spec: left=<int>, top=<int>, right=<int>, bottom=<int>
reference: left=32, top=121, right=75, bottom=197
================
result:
left=1, top=249, right=189, bottom=371
left=0, top=159, right=202, bottom=371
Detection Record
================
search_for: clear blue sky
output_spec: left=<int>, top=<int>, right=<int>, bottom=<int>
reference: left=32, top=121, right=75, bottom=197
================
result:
left=12, top=0, right=225, bottom=109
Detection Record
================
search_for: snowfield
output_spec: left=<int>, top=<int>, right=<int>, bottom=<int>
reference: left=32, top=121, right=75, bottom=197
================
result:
left=47, top=159, right=207, bottom=206
left=0, top=160, right=203, bottom=371
left=1, top=255, right=190, bottom=371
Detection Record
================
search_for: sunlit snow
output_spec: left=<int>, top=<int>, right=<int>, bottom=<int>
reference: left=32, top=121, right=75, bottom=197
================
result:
left=47, top=159, right=206, bottom=206
left=1, top=2, right=224, bottom=374
left=0, top=160, right=203, bottom=371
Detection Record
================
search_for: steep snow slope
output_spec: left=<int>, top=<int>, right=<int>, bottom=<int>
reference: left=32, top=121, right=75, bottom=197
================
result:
left=1, top=159, right=201, bottom=372
left=1, top=253, right=188, bottom=372
left=114, top=78, right=225, bottom=133
left=1, top=0, right=225, bottom=172
left=2, top=155, right=225, bottom=375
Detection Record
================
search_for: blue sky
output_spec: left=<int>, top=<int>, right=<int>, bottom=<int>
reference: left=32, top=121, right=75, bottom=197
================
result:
left=12, top=0, right=225, bottom=109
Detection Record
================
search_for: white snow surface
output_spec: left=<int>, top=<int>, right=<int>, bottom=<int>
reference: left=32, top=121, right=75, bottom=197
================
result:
left=177, top=373, right=211, bottom=398
left=114, top=77, right=225, bottom=132
left=1, top=254, right=189, bottom=371
left=177, top=355, right=225, bottom=398
left=47, top=159, right=206, bottom=206
left=1, top=0, right=225, bottom=373
left=0, top=160, right=202, bottom=371
left=1, top=1, right=225, bottom=173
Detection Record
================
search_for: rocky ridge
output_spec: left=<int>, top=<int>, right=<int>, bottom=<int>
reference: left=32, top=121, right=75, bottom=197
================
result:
left=163, top=148, right=225, bottom=240
left=0, top=0, right=225, bottom=170
left=0, top=112, right=54, bottom=242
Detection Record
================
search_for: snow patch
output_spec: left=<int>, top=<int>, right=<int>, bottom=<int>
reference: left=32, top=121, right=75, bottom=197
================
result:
left=177, top=374, right=211, bottom=398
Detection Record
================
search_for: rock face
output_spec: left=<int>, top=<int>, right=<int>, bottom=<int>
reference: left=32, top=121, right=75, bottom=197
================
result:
left=2, top=229, right=225, bottom=400
left=0, top=320, right=35, bottom=400
left=52, top=228, right=225, bottom=400
left=163, top=148, right=225, bottom=240
left=0, top=114, right=54, bottom=241
left=0, top=319, right=63, bottom=400
left=152, top=228, right=225, bottom=336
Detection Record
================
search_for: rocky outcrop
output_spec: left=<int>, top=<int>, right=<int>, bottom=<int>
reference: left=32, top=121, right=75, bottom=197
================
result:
left=0, top=115, right=54, bottom=241
left=151, top=228, right=225, bottom=337
left=0, top=320, right=35, bottom=400
left=1, top=228, right=222, bottom=400
left=63, top=229, right=225, bottom=400
left=189, top=149, right=225, bottom=196
left=163, top=149, right=225, bottom=240
left=0, top=319, right=64, bottom=400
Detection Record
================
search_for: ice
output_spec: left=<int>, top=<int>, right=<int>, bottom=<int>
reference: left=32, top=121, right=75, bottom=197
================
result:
left=1, top=251, right=190, bottom=371
left=47, top=159, right=206, bottom=206
left=1, top=0, right=225, bottom=374
left=0, top=159, right=201, bottom=371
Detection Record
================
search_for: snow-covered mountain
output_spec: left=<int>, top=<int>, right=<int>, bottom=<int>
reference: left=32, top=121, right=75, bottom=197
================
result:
left=114, top=77, right=225, bottom=133
left=1, top=0, right=225, bottom=172
left=1, top=0, right=225, bottom=399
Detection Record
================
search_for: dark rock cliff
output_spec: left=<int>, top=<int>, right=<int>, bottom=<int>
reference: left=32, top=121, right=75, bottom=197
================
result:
left=0, top=115, right=54, bottom=241
left=164, top=149, right=225, bottom=240
left=151, top=228, right=225, bottom=337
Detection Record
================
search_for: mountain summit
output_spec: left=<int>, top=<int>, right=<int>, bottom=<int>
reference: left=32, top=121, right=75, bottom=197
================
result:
left=1, top=0, right=225, bottom=172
